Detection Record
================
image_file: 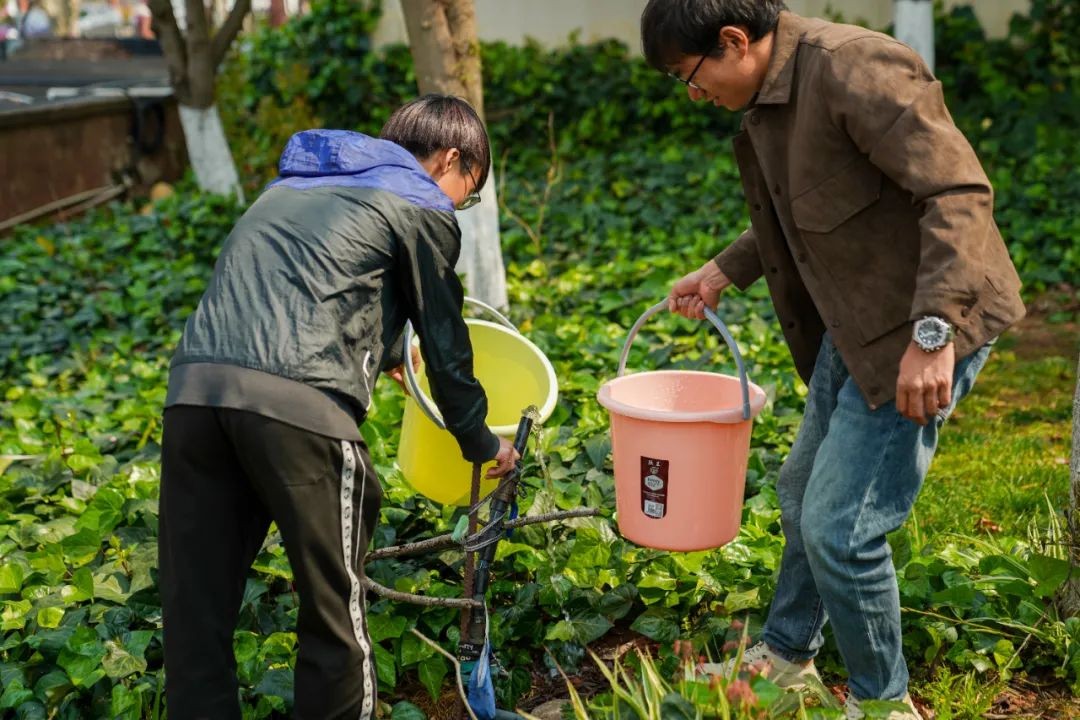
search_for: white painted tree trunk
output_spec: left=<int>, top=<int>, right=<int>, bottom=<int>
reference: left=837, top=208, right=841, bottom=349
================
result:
left=399, top=0, right=507, bottom=310
left=178, top=104, right=243, bottom=201
left=894, top=0, right=935, bottom=73
left=455, top=160, right=508, bottom=310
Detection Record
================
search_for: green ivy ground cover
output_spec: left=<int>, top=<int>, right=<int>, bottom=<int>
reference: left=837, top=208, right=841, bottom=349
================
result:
left=2, top=1, right=1078, bottom=716
left=1, top=150, right=1075, bottom=718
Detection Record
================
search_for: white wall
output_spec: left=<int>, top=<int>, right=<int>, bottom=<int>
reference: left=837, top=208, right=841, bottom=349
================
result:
left=373, top=0, right=1031, bottom=51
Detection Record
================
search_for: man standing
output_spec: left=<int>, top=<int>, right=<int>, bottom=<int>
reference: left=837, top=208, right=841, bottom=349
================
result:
left=640, top=1, right=1025, bottom=718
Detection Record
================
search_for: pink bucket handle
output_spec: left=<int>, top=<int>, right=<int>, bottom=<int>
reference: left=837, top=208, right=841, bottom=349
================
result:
left=617, top=300, right=753, bottom=421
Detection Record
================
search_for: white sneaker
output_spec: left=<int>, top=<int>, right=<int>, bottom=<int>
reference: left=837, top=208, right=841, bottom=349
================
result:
left=699, top=642, right=821, bottom=690
left=845, top=693, right=922, bottom=720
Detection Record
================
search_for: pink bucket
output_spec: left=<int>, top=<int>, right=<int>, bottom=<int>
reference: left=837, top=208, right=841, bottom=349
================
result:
left=597, top=301, right=767, bottom=551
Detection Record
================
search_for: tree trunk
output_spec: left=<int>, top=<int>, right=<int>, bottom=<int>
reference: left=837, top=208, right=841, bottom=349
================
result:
left=148, top=0, right=249, bottom=198
left=179, top=105, right=244, bottom=200
left=893, top=0, right=935, bottom=73
left=400, top=0, right=508, bottom=310
left=1062, top=354, right=1080, bottom=617
left=48, top=0, right=78, bottom=36
left=269, top=0, right=287, bottom=27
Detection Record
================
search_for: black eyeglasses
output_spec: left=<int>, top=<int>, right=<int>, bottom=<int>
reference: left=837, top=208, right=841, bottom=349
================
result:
left=668, top=46, right=715, bottom=90
left=456, top=162, right=481, bottom=211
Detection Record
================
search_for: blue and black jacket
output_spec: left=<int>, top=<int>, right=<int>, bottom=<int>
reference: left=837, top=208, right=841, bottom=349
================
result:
left=166, top=130, right=500, bottom=463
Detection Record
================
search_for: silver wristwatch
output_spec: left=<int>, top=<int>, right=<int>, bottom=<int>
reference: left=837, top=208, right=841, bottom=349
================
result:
left=912, top=316, right=954, bottom=352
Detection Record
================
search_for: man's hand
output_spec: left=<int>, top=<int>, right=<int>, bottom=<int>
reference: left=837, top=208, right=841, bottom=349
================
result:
left=486, top=437, right=520, bottom=478
left=668, top=261, right=731, bottom=319
left=896, top=341, right=955, bottom=425
left=384, top=345, right=422, bottom=393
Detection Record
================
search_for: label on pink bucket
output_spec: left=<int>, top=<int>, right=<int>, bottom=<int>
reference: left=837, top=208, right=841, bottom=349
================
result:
left=640, top=456, right=669, bottom=519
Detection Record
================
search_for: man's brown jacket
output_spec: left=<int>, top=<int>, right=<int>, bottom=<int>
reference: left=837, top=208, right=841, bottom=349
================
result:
left=715, top=12, right=1025, bottom=408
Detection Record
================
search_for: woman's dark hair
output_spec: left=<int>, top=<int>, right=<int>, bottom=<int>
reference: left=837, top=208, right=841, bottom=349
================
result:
left=641, top=0, right=787, bottom=71
left=380, top=94, right=491, bottom=190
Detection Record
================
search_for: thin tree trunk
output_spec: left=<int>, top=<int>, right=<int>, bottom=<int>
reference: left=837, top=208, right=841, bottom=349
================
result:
left=148, top=0, right=248, bottom=198
left=1062, top=355, right=1080, bottom=617
left=893, top=0, right=935, bottom=73
left=52, top=0, right=78, bottom=36
left=269, top=0, right=286, bottom=27
left=179, top=105, right=243, bottom=200
left=400, top=0, right=508, bottom=310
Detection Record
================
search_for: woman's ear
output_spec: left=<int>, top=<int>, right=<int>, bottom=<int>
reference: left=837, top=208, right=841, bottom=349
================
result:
left=442, top=148, right=461, bottom=176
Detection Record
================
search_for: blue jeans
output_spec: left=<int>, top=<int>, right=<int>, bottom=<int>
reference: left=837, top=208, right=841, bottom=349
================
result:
left=761, top=334, right=991, bottom=701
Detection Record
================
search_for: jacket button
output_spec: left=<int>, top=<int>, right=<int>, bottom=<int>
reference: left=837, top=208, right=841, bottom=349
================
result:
left=870, top=386, right=881, bottom=395
left=797, top=253, right=807, bottom=263
left=773, top=184, right=781, bottom=195
left=770, top=266, right=779, bottom=274
left=786, top=321, right=796, bottom=329
left=750, top=112, right=760, bottom=125
left=961, top=306, right=971, bottom=317
left=831, top=319, right=841, bottom=328
left=753, top=203, right=762, bottom=211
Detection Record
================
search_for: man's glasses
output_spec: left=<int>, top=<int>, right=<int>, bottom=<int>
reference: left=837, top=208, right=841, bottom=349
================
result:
left=456, top=162, right=481, bottom=211
left=668, top=46, right=715, bottom=90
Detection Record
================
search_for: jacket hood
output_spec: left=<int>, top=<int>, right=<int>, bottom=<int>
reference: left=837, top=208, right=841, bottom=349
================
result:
left=269, top=129, right=454, bottom=212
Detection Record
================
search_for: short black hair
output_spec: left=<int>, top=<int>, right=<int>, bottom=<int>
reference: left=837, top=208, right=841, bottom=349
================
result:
left=380, top=94, right=491, bottom=191
left=641, top=0, right=787, bottom=71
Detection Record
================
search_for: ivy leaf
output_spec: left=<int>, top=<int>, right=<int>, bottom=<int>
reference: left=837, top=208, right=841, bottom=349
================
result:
left=92, top=571, right=131, bottom=604
left=60, top=528, right=103, bottom=567
left=33, top=669, right=73, bottom=704
left=254, top=668, right=294, bottom=702
left=102, top=631, right=154, bottom=679
left=584, top=434, right=611, bottom=469
left=0, top=562, right=25, bottom=595
left=1027, top=554, right=1070, bottom=598
left=57, top=626, right=107, bottom=688
left=368, top=613, right=408, bottom=643
left=0, top=678, right=34, bottom=709
left=417, top=655, right=448, bottom=701
left=723, top=587, right=761, bottom=612
left=630, top=607, right=680, bottom=643
left=659, top=693, right=696, bottom=720
left=126, top=543, right=157, bottom=595
left=373, top=643, right=397, bottom=688
left=2, top=600, right=32, bottom=631
left=597, top=584, right=637, bottom=620
left=399, top=631, right=435, bottom=666
left=569, top=613, right=613, bottom=645
left=35, top=607, right=64, bottom=629
left=60, top=567, right=95, bottom=603
left=566, top=534, right=611, bottom=572
left=545, top=620, right=575, bottom=642
left=391, top=701, right=427, bottom=720
left=74, top=488, right=125, bottom=535
left=110, top=682, right=143, bottom=720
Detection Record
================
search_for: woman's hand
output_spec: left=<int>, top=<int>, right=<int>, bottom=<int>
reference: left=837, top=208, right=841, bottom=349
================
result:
left=384, top=345, right=422, bottom=393
left=486, top=437, right=521, bottom=478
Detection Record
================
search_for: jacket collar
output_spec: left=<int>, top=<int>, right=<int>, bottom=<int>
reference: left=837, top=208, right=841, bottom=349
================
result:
left=754, top=11, right=806, bottom=106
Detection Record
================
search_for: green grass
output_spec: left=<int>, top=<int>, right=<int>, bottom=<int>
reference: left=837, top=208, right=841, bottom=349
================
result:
left=915, top=343, right=1075, bottom=541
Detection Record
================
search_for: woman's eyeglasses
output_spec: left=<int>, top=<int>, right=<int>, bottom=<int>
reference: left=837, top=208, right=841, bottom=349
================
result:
left=456, top=162, right=481, bottom=211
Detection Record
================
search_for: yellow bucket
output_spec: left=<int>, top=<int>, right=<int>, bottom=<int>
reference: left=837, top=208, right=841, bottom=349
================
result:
left=397, top=300, right=558, bottom=506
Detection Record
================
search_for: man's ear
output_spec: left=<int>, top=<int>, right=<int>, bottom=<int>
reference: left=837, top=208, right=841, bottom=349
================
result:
left=718, top=25, right=751, bottom=56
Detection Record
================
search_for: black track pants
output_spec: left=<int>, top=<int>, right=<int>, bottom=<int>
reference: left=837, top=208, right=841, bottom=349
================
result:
left=159, top=406, right=382, bottom=720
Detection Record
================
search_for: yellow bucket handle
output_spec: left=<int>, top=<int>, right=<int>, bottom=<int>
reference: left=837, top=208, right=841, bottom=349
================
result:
left=617, top=300, right=753, bottom=421
left=402, top=297, right=518, bottom=429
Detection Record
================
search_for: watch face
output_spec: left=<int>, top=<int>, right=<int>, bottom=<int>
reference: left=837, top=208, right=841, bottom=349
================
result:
left=916, top=318, right=947, bottom=348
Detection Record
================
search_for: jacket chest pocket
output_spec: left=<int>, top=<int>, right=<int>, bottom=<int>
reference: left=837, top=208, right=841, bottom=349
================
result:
left=790, top=160, right=883, bottom=233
